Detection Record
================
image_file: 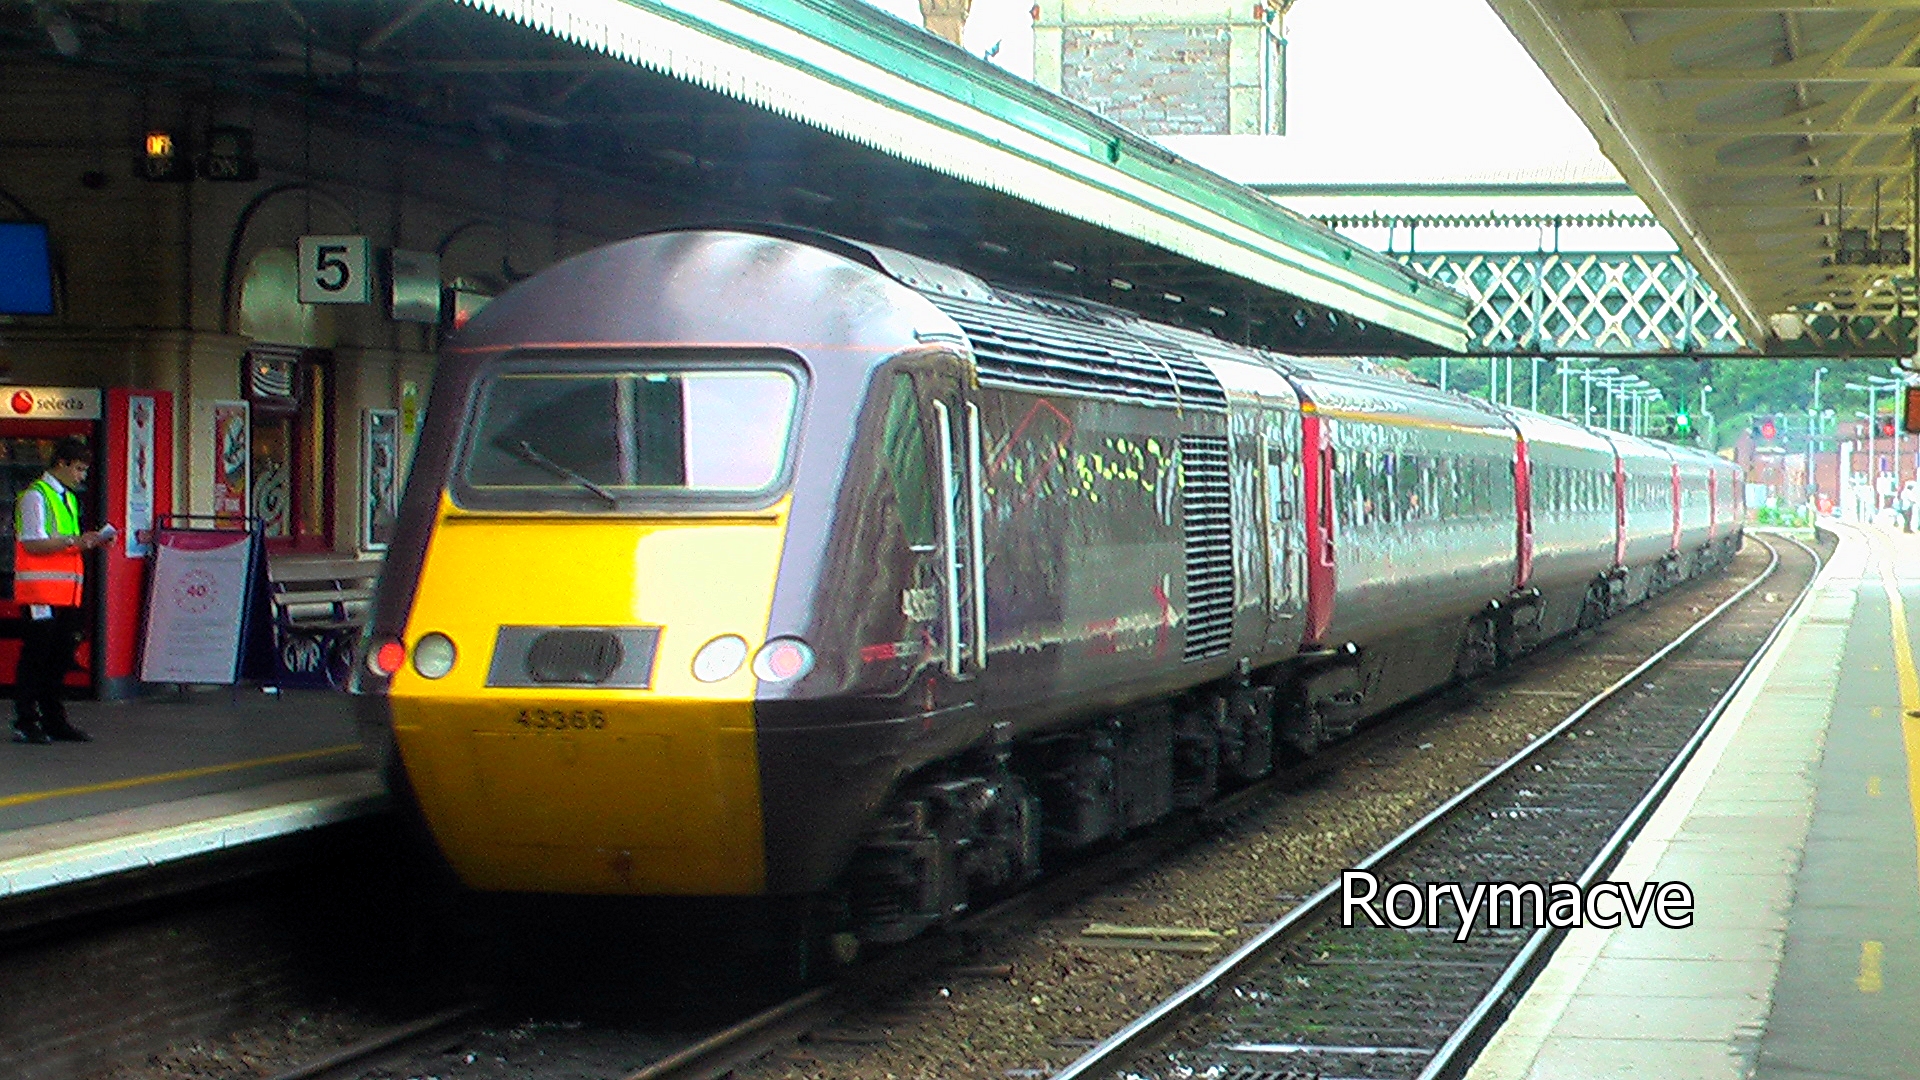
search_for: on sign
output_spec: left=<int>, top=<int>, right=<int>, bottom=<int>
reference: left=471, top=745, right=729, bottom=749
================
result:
left=297, top=235, right=372, bottom=305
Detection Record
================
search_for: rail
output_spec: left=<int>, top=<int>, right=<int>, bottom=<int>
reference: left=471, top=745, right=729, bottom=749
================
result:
left=1047, top=532, right=1817, bottom=1080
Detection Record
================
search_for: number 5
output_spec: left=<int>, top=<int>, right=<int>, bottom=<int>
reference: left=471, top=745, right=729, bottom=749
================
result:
left=314, top=245, right=350, bottom=292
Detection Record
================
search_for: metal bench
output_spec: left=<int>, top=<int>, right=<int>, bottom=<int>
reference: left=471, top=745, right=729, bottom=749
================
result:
left=267, top=556, right=380, bottom=689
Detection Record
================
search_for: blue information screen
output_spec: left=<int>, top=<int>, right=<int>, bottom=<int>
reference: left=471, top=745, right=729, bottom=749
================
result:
left=0, top=222, right=55, bottom=315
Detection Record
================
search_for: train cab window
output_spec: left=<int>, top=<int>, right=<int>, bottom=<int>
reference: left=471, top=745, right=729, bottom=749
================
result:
left=881, top=374, right=937, bottom=548
left=459, top=365, right=801, bottom=508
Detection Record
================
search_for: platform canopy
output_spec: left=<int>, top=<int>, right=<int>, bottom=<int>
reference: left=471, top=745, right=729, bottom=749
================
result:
left=1486, top=0, right=1920, bottom=357
left=0, top=0, right=1470, bottom=355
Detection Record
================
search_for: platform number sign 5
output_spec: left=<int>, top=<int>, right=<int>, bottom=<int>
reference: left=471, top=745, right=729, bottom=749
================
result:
left=297, top=235, right=372, bottom=304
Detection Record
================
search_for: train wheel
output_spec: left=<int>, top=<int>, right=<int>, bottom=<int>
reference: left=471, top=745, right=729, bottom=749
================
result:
left=1455, top=617, right=1501, bottom=679
left=1276, top=700, right=1327, bottom=758
left=846, top=795, right=964, bottom=947
left=1172, top=704, right=1221, bottom=809
left=780, top=895, right=858, bottom=987
left=1577, top=581, right=1608, bottom=630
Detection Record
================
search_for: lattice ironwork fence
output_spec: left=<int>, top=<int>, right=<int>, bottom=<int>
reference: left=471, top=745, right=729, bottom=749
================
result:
left=1400, top=251, right=1746, bottom=354
left=1396, top=250, right=1914, bottom=356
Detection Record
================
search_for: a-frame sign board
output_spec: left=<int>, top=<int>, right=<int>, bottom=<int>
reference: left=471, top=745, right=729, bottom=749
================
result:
left=137, top=516, right=275, bottom=685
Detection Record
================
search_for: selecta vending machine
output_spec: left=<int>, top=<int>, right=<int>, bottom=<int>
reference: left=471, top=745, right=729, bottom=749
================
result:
left=0, top=387, right=174, bottom=699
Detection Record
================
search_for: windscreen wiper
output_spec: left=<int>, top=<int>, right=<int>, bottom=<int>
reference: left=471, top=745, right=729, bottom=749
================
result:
left=505, top=439, right=619, bottom=507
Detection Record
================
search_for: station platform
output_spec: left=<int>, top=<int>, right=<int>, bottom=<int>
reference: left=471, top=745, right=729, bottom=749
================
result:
left=0, top=686, right=380, bottom=906
left=1468, top=521, right=1920, bottom=1080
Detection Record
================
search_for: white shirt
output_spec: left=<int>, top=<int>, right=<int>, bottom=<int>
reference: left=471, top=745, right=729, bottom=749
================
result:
left=16, top=474, right=72, bottom=621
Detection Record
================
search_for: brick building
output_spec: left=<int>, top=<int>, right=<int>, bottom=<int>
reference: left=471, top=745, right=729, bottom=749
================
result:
left=1032, top=1, right=1289, bottom=136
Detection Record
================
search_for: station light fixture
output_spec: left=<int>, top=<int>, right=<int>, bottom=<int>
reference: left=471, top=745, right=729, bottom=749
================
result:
left=1876, top=228, right=1911, bottom=267
left=1836, top=227, right=1873, bottom=265
left=1832, top=226, right=1910, bottom=266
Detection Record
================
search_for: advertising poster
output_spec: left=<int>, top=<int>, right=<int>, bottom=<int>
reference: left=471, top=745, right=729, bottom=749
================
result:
left=212, top=400, right=249, bottom=526
left=124, top=394, right=155, bottom=557
left=139, top=528, right=255, bottom=684
left=362, top=408, right=398, bottom=551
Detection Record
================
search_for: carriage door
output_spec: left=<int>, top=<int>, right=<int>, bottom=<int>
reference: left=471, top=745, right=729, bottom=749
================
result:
left=1260, top=413, right=1304, bottom=649
left=927, top=377, right=987, bottom=683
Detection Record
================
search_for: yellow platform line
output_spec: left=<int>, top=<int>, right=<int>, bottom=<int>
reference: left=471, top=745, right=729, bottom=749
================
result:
left=1869, top=529, right=1920, bottom=901
left=0, top=744, right=363, bottom=810
left=1860, top=940, right=1885, bottom=993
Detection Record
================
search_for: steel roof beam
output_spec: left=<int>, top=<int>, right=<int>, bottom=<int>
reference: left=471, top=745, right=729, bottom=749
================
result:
left=362, top=0, right=439, bottom=52
left=1622, top=66, right=1920, bottom=84
left=1676, top=156, right=1912, bottom=176
left=1580, top=0, right=1920, bottom=9
left=1661, top=119, right=1920, bottom=136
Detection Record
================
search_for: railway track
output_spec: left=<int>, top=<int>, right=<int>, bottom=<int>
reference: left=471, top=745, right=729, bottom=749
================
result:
left=1050, top=532, right=1821, bottom=1080
left=236, top=535, right=1810, bottom=1080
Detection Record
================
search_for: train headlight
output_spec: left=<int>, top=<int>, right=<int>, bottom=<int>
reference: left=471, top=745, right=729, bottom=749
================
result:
left=412, top=632, right=457, bottom=679
left=370, top=639, right=406, bottom=677
left=752, top=637, right=814, bottom=683
left=692, top=634, right=749, bottom=683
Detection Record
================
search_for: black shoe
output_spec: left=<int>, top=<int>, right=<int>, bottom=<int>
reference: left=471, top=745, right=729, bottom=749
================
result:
left=43, top=721, right=90, bottom=743
left=11, top=722, right=51, bottom=745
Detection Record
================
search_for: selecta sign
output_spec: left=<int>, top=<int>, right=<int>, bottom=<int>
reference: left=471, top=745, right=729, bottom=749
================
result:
left=4, top=387, right=102, bottom=420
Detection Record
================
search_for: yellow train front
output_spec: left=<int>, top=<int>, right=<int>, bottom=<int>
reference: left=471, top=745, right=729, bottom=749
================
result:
left=354, top=228, right=981, bottom=907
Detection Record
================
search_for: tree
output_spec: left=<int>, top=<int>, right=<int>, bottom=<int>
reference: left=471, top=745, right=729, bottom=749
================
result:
left=1387, top=355, right=1902, bottom=450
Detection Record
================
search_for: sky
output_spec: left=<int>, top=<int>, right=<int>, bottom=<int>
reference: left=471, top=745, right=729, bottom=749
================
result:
left=856, top=0, right=1648, bottom=250
left=1283, top=0, right=1594, bottom=153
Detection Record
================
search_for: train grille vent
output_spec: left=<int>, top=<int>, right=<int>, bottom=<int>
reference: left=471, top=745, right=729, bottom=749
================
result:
left=1180, top=434, right=1234, bottom=662
left=928, top=295, right=1227, bottom=413
left=525, top=630, right=625, bottom=685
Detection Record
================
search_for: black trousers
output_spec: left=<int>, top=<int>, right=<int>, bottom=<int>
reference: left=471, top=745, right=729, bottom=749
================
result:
left=14, top=607, right=80, bottom=730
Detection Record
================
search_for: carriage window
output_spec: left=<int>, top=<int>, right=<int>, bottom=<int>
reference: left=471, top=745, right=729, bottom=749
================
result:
left=461, top=367, right=799, bottom=504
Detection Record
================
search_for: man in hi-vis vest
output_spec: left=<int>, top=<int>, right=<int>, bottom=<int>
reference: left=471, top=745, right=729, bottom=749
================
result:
left=12, top=438, right=113, bottom=744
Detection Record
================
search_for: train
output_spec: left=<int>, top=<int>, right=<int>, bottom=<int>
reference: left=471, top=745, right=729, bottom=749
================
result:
left=352, top=226, right=1742, bottom=953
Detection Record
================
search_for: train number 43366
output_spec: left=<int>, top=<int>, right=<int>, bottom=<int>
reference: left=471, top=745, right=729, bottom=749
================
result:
left=515, top=708, right=608, bottom=731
